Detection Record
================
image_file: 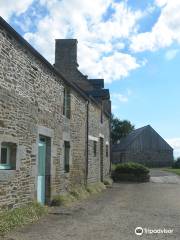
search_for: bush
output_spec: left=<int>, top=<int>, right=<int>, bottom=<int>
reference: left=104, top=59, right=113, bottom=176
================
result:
left=111, top=162, right=150, bottom=182
left=172, top=158, right=180, bottom=169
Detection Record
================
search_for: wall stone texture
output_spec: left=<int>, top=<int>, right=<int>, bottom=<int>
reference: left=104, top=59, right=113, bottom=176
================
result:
left=0, top=22, right=111, bottom=210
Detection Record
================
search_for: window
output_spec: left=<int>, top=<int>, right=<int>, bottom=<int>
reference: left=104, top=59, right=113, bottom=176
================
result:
left=0, top=142, right=17, bottom=170
left=93, top=141, right=97, bottom=157
left=100, top=108, right=103, bottom=124
left=1, top=147, right=9, bottom=164
left=106, top=145, right=109, bottom=157
left=64, top=141, right=70, bottom=173
left=63, top=87, right=71, bottom=119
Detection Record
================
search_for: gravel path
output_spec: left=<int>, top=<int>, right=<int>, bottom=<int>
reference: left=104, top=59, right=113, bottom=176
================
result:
left=150, top=168, right=180, bottom=184
left=3, top=169, right=180, bottom=240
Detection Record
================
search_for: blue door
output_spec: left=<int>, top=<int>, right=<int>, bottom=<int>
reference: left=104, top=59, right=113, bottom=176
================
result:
left=37, top=137, right=46, bottom=205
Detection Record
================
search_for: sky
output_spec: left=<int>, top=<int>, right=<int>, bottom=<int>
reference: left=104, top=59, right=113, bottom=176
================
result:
left=0, top=0, right=180, bottom=158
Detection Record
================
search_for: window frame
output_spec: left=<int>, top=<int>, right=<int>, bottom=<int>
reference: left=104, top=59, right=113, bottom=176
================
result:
left=1, top=145, right=10, bottom=165
left=63, top=87, right=71, bottom=119
left=106, top=144, right=109, bottom=158
left=100, top=108, right=103, bottom=124
left=93, top=141, right=97, bottom=157
left=0, top=142, right=17, bottom=170
left=64, top=141, right=70, bottom=173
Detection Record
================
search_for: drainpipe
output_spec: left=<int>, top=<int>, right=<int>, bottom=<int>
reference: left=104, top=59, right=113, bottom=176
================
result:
left=109, top=115, right=112, bottom=174
left=85, top=100, right=89, bottom=186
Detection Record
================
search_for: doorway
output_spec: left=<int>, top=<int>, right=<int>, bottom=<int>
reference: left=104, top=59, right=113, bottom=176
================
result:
left=37, top=136, right=51, bottom=205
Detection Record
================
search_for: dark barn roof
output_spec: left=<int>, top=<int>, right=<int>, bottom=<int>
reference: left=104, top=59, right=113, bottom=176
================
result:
left=112, top=125, right=173, bottom=152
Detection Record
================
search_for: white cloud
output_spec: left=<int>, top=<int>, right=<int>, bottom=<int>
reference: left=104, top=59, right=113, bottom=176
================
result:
left=155, top=0, right=168, bottom=7
left=100, top=52, right=140, bottom=83
left=0, top=0, right=34, bottom=20
left=111, top=93, right=129, bottom=103
left=23, top=0, right=143, bottom=83
left=166, top=138, right=180, bottom=159
left=130, top=0, right=180, bottom=52
left=111, top=89, right=133, bottom=104
left=165, top=49, right=179, bottom=61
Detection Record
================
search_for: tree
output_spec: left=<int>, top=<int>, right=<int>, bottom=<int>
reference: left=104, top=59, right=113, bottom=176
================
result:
left=111, top=115, right=135, bottom=144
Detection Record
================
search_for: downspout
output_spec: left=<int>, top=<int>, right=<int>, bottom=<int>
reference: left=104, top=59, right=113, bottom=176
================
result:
left=109, top=115, right=112, bottom=174
left=85, top=100, right=89, bottom=186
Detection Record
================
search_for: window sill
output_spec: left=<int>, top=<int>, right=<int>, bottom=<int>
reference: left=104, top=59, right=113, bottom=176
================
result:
left=0, top=164, right=12, bottom=170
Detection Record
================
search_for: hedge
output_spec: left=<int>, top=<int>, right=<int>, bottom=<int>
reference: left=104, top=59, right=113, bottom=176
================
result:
left=111, top=162, right=150, bottom=182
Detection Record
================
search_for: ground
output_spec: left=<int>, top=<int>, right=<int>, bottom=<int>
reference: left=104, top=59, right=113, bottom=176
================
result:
left=3, top=169, right=180, bottom=240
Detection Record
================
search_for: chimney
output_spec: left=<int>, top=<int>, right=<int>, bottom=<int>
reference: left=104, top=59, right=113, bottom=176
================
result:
left=54, top=39, right=78, bottom=75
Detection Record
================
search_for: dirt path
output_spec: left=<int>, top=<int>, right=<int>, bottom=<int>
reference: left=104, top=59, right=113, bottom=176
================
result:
left=4, top=170, right=180, bottom=240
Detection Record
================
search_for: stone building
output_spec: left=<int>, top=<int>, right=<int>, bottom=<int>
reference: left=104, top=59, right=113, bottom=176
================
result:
left=112, top=125, right=173, bottom=167
left=0, top=17, right=111, bottom=209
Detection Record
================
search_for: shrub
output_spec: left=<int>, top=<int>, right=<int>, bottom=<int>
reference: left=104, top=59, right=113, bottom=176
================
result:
left=111, top=162, right=150, bottom=182
left=172, top=158, right=180, bottom=169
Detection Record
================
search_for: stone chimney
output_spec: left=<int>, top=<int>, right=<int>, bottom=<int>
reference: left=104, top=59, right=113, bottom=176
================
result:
left=54, top=39, right=78, bottom=75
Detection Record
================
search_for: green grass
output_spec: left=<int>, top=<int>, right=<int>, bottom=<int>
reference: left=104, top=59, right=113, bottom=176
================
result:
left=51, top=193, right=77, bottom=206
left=103, top=178, right=113, bottom=186
left=86, top=182, right=106, bottom=194
left=163, top=168, right=180, bottom=176
left=0, top=202, right=48, bottom=236
left=0, top=182, right=109, bottom=235
left=52, top=182, right=107, bottom=207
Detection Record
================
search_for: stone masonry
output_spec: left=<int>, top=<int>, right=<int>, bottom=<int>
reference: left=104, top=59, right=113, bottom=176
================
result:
left=0, top=17, right=111, bottom=210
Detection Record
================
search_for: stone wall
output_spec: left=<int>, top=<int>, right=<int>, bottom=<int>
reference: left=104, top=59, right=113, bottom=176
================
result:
left=0, top=20, right=110, bottom=209
left=0, top=25, right=87, bottom=209
left=88, top=103, right=110, bottom=183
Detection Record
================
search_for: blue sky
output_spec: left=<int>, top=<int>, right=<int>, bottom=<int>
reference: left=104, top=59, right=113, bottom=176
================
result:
left=0, top=0, right=180, bottom=157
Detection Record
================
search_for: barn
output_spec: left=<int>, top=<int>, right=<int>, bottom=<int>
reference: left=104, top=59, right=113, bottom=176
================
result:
left=112, top=125, right=173, bottom=167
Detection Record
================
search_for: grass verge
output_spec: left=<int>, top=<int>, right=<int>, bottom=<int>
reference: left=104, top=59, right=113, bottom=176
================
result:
left=0, top=202, right=48, bottom=236
left=52, top=182, right=107, bottom=207
left=162, top=168, right=180, bottom=176
left=0, top=182, right=111, bottom=235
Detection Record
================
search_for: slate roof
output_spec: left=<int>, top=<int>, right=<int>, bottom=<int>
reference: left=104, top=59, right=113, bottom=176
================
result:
left=89, top=79, right=104, bottom=89
left=86, top=89, right=110, bottom=99
left=112, top=125, right=173, bottom=152
left=112, top=125, right=148, bottom=152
